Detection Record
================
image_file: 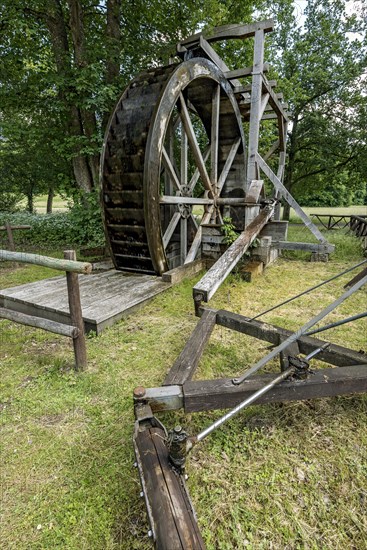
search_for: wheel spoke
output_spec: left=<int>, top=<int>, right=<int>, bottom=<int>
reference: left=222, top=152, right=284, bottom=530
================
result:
left=190, top=213, right=199, bottom=230
left=217, top=137, right=241, bottom=194
left=180, top=217, right=187, bottom=262
left=178, top=92, right=213, bottom=195
left=163, top=211, right=181, bottom=249
left=185, top=211, right=212, bottom=264
left=181, top=125, right=188, bottom=186
left=211, top=85, right=220, bottom=185
left=162, top=147, right=182, bottom=192
left=188, top=146, right=210, bottom=194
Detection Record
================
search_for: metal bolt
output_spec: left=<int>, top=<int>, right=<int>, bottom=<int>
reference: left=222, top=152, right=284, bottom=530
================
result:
left=174, top=425, right=182, bottom=434
left=184, top=474, right=188, bottom=481
left=133, top=462, right=137, bottom=468
left=148, top=530, right=153, bottom=538
left=133, top=386, right=146, bottom=398
left=140, top=491, right=144, bottom=498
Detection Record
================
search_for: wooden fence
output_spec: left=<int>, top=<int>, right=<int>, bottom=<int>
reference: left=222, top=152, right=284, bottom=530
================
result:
left=350, top=215, right=367, bottom=251
left=0, top=249, right=92, bottom=370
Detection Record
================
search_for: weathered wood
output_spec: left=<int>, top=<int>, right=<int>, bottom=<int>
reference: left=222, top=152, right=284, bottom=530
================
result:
left=0, top=225, right=31, bottom=231
left=247, top=29, right=265, bottom=188
left=245, top=179, right=263, bottom=203
left=0, top=249, right=92, bottom=274
left=182, top=365, right=367, bottom=412
left=225, top=63, right=269, bottom=80
left=193, top=205, right=275, bottom=302
left=163, top=309, right=217, bottom=385
left=344, top=266, right=367, bottom=289
left=5, top=222, right=15, bottom=251
left=255, top=154, right=333, bottom=247
left=177, top=20, right=274, bottom=51
left=211, top=84, right=220, bottom=187
left=64, top=250, right=87, bottom=370
left=162, top=259, right=205, bottom=284
left=272, top=241, right=332, bottom=252
left=134, top=424, right=206, bottom=549
left=0, top=307, right=79, bottom=338
left=179, top=92, right=212, bottom=194
left=262, top=75, right=289, bottom=122
left=0, top=271, right=171, bottom=335
left=214, top=309, right=367, bottom=367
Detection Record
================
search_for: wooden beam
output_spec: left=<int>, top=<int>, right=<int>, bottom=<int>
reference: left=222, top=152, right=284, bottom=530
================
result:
left=214, top=309, right=367, bottom=367
left=225, top=63, right=269, bottom=80
left=0, top=307, right=79, bottom=338
left=255, top=153, right=331, bottom=246
left=247, top=29, right=265, bottom=187
left=272, top=241, right=334, bottom=253
left=64, top=250, right=87, bottom=370
left=162, top=259, right=206, bottom=284
left=262, top=75, right=289, bottom=122
left=0, top=225, right=31, bottom=231
left=163, top=309, right=217, bottom=385
left=179, top=92, right=213, bottom=194
left=133, top=423, right=205, bottom=548
left=0, top=250, right=92, bottom=274
left=193, top=205, right=275, bottom=302
left=177, top=20, right=274, bottom=51
left=163, top=212, right=181, bottom=249
left=182, top=365, right=367, bottom=412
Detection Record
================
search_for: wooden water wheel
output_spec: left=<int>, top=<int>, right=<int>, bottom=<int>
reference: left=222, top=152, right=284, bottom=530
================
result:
left=101, top=58, right=247, bottom=275
left=101, top=20, right=300, bottom=279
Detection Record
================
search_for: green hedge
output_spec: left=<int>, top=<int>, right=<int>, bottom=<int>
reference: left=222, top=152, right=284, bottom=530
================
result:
left=0, top=194, right=105, bottom=249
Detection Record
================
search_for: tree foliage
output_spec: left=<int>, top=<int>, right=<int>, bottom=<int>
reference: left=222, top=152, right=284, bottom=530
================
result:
left=268, top=0, right=367, bottom=216
left=0, top=0, right=366, bottom=214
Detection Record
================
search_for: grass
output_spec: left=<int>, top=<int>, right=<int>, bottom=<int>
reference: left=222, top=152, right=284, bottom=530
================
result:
left=19, top=195, right=69, bottom=214
left=0, top=228, right=366, bottom=549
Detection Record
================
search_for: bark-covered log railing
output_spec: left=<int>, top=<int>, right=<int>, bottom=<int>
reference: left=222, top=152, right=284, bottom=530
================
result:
left=0, top=249, right=91, bottom=370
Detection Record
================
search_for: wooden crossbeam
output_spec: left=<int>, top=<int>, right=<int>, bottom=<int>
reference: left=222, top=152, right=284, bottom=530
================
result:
left=182, top=365, right=367, bottom=412
left=163, top=309, right=217, bottom=385
left=177, top=20, right=274, bottom=52
left=193, top=205, right=275, bottom=302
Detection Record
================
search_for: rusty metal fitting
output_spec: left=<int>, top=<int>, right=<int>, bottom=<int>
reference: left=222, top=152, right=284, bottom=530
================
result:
left=133, top=386, right=146, bottom=399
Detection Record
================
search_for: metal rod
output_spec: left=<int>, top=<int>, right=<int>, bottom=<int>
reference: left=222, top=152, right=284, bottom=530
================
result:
left=304, top=342, right=330, bottom=360
left=305, top=311, right=367, bottom=337
left=249, top=259, right=367, bottom=322
left=232, top=273, right=367, bottom=385
left=196, top=368, right=294, bottom=442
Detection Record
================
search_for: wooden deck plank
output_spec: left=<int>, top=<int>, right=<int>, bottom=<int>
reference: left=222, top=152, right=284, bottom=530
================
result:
left=0, top=270, right=171, bottom=334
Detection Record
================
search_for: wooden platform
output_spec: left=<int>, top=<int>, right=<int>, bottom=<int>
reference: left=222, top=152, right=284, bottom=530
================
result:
left=0, top=270, right=171, bottom=334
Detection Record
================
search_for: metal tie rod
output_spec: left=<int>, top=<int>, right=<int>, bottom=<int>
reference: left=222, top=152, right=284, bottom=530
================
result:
left=232, top=273, right=367, bottom=385
left=195, top=345, right=326, bottom=443
left=249, top=259, right=367, bottom=322
left=305, top=311, right=367, bottom=337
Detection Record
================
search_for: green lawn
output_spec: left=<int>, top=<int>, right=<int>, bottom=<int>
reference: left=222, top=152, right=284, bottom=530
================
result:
left=0, top=228, right=366, bottom=549
left=19, top=195, right=69, bottom=213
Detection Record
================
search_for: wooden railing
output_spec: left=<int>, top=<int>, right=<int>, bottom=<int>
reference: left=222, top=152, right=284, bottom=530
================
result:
left=350, top=215, right=367, bottom=252
left=0, top=249, right=92, bottom=370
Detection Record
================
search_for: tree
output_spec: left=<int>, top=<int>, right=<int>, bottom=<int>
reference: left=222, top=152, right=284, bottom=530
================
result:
left=267, top=0, right=367, bottom=218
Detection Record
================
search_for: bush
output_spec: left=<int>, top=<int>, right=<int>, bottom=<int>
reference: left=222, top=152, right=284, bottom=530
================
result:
left=0, top=192, right=105, bottom=249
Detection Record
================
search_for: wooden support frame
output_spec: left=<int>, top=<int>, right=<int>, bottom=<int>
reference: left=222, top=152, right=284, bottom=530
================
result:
left=136, top=307, right=367, bottom=415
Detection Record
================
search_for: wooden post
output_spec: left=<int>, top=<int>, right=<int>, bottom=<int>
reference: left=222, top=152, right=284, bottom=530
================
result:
left=64, top=250, right=87, bottom=370
left=5, top=222, right=15, bottom=251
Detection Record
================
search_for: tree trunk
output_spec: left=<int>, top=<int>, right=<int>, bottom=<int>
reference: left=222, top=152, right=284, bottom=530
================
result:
left=102, top=0, right=121, bottom=130
left=44, top=0, right=94, bottom=193
left=26, top=188, right=34, bottom=213
left=47, top=188, right=54, bottom=213
left=67, top=0, right=99, bottom=187
left=282, top=114, right=299, bottom=221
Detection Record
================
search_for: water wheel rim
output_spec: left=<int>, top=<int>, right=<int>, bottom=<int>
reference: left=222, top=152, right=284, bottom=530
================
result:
left=144, top=58, right=246, bottom=275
